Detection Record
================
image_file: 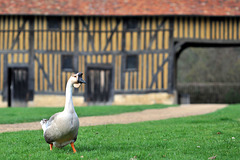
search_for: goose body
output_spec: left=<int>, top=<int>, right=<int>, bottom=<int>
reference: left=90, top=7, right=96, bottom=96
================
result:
left=40, top=72, right=86, bottom=152
left=40, top=110, right=79, bottom=148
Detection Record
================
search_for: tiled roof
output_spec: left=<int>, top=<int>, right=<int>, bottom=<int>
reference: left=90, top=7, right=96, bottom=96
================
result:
left=0, top=0, right=240, bottom=16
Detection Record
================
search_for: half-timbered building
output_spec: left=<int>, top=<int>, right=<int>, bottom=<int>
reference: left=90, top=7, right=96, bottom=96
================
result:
left=0, top=0, right=240, bottom=107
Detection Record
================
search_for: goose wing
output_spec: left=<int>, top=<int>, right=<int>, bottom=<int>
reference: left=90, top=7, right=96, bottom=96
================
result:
left=41, top=112, right=62, bottom=144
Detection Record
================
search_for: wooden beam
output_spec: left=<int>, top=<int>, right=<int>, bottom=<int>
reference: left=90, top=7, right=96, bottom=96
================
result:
left=103, top=19, right=120, bottom=51
left=168, top=18, right=175, bottom=93
left=80, top=18, right=95, bottom=52
left=74, top=17, right=79, bottom=72
left=2, top=55, right=8, bottom=102
left=11, top=17, right=26, bottom=50
left=34, top=54, right=53, bottom=90
left=149, top=57, right=169, bottom=89
left=147, top=18, right=167, bottom=50
left=174, top=41, right=184, bottom=51
left=120, top=22, right=126, bottom=90
left=28, top=17, right=34, bottom=100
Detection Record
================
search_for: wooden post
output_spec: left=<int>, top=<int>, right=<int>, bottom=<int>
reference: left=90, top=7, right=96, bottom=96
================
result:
left=168, top=18, right=175, bottom=94
left=74, top=17, right=79, bottom=72
left=74, top=17, right=79, bottom=94
left=2, top=55, right=8, bottom=102
left=28, top=17, right=34, bottom=100
left=121, top=19, right=126, bottom=90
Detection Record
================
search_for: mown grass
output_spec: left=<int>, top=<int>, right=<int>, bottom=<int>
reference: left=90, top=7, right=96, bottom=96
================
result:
left=0, top=104, right=239, bottom=159
left=0, top=104, right=175, bottom=124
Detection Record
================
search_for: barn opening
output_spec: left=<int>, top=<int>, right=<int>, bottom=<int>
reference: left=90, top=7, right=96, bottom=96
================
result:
left=7, top=67, right=29, bottom=107
left=177, top=46, right=240, bottom=104
left=86, top=65, right=113, bottom=104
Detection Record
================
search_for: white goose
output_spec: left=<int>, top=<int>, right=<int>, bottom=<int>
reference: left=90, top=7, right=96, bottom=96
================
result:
left=40, top=72, right=86, bottom=153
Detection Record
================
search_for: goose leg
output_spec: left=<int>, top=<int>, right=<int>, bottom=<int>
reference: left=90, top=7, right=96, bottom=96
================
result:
left=50, top=144, right=53, bottom=150
left=70, top=142, right=77, bottom=153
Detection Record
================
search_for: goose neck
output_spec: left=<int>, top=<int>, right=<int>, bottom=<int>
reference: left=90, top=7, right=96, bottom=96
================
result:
left=64, top=81, right=75, bottom=113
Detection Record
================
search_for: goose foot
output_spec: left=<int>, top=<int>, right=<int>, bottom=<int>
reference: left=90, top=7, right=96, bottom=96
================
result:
left=70, top=142, right=77, bottom=153
left=50, top=144, right=53, bottom=151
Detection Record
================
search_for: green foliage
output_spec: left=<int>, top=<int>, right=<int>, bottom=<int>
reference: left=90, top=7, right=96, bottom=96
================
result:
left=178, top=47, right=240, bottom=83
left=0, top=105, right=239, bottom=159
left=0, top=104, right=175, bottom=124
left=224, top=89, right=240, bottom=103
left=177, top=47, right=240, bottom=103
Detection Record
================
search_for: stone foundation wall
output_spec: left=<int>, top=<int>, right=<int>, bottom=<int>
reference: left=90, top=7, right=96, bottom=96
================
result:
left=28, top=95, right=86, bottom=107
left=0, top=95, right=8, bottom=108
left=0, top=92, right=174, bottom=107
left=112, top=93, right=174, bottom=105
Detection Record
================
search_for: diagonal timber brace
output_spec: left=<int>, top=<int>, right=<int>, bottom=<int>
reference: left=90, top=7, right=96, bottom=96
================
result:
left=34, top=54, right=54, bottom=90
left=11, top=19, right=27, bottom=50
left=80, top=18, right=95, bottom=52
left=147, top=18, right=167, bottom=50
left=103, top=19, right=120, bottom=51
left=149, top=56, right=169, bottom=89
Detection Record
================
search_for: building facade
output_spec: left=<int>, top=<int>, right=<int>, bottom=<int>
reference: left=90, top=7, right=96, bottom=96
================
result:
left=0, top=1, right=240, bottom=107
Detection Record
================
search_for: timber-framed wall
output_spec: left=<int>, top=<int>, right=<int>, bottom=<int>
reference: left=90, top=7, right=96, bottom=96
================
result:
left=0, top=15, right=240, bottom=106
left=0, top=15, right=173, bottom=106
left=173, top=16, right=240, bottom=92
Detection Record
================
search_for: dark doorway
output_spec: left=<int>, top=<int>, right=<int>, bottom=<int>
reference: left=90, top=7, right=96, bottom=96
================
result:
left=8, top=68, right=28, bottom=107
left=86, top=66, right=112, bottom=104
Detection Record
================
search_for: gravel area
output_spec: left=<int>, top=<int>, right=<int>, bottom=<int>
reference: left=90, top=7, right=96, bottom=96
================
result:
left=0, top=104, right=227, bottom=133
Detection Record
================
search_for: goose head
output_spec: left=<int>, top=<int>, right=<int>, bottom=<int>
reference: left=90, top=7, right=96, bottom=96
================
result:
left=70, top=72, right=86, bottom=88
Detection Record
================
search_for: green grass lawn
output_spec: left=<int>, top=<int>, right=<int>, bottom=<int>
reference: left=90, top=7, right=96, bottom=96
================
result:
left=0, top=104, right=239, bottom=159
left=0, top=104, right=175, bottom=124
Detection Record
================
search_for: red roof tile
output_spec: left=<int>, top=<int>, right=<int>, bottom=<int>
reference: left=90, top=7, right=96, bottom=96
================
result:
left=0, top=0, right=240, bottom=16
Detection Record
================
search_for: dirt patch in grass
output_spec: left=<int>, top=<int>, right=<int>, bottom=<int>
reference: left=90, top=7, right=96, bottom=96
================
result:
left=0, top=104, right=227, bottom=133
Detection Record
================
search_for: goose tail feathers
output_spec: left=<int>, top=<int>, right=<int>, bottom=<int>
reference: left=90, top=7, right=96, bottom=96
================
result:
left=40, top=119, right=49, bottom=132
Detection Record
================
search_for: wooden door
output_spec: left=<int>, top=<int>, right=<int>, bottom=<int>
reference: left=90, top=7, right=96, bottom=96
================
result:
left=87, top=68, right=112, bottom=103
left=8, top=68, right=28, bottom=107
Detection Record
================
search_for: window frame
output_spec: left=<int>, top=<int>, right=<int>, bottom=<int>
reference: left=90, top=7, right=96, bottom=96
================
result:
left=61, top=54, right=74, bottom=72
left=125, top=54, right=139, bottom=71
left=47, top=16, right=61, bottom=30
left=124, top=17, right=140, bottom=30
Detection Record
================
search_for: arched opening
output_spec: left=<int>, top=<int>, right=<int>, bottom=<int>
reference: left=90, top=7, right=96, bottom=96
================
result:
left=176, top=45, right=240, bottom=104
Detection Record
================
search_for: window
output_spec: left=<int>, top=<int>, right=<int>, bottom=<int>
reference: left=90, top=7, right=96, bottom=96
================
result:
left=124, top=17, right=140, bottom=30
left=61, top=55, right=73, bottom=71
left=126, top=55, right=138, bottom=71
left=47, top=17, right=61, bottom=29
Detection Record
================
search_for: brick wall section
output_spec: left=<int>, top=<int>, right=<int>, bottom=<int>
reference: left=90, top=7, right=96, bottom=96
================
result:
left=0, top=0, right=240, bottom=16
